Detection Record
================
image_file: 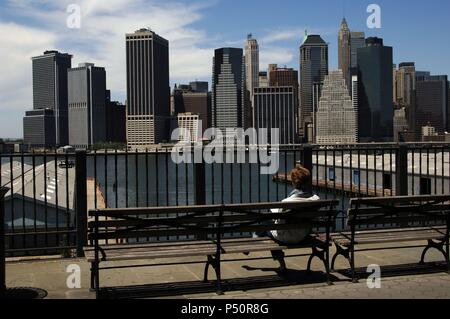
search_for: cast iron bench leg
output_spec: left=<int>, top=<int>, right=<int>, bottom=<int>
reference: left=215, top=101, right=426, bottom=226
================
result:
left=420, top=239, right=447, bottom=264
left=203, top=256, right=213, bottom=283
left=90, top=262, right=96, bottom=291
left=331, top=243, right=350, bottom=271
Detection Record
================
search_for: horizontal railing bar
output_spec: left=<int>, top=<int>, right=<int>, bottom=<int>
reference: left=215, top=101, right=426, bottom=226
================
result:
left=5, top=230, right=77, bottom=236
left=5, top=246, right=77, bottom=253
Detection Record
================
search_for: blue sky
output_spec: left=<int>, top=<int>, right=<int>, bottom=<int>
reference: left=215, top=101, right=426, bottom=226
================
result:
left=1, top=0, right=450, bottom=138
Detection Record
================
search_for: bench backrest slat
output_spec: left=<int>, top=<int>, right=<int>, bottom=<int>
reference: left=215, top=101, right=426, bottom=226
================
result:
left=347, top=195, right=450, bottom=228
left=90, top=222, right=325, bottom=241
left=88, top=200, right=338, bottom=242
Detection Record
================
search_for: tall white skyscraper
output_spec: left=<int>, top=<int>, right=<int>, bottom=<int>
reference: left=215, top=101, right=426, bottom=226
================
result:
left=245, top=34, right=259, bottom=126
left=245, top=35, right=259, bottom=96
left=338, top=18, right=351, bottom=91
left=316, top=70, right=357, bottom=144
left=351, top=75, right=359, bottom=141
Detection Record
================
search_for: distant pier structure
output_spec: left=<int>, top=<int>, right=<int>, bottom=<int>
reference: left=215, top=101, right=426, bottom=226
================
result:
left=274, top=151, right=450, bottom=197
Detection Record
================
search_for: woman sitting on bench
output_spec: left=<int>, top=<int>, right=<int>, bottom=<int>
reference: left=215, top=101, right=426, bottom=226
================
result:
left=252, top=165, right=320, bottom=273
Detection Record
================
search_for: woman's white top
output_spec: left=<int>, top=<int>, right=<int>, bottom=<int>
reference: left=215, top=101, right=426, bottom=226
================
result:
left=269, top=190, right=320, bottom=245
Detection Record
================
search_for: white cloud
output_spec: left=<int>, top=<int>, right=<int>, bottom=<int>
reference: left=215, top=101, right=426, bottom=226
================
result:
left=0, top=22, right=56, bottom=111
left=0, top=0, right=332, bottom=137
left=0, top=0, right=218, bottom=137
left=261, top=26, right=335, bottom=45
left=260, top=47, right=296, bottom=70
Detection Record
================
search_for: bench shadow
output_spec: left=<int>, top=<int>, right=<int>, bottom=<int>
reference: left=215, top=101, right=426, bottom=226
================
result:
left=98, top=268, right=338, bottom=299
left=334, top=261, right=448, bottom=281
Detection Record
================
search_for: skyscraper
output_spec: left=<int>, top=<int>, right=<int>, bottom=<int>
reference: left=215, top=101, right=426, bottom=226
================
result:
left=126, top=28, right=170, bottom=148
left=189, top=81, right=209, bottom=93
left=269, top=65, right=300, bottom=132
left=68, top=63, right=107, bottom=149
left=414, top=75, right=449, bottom=138
left=254, top=87, right=298, bottom=145
left=258, top=72, right=269, bottom=88
left=395, top=62, right=416, bottom=108
left=351, top=75, right=359, bottom=140
left=23, top=50, right=72, bottom=147
left=338, top=18, right=351, bottom=91
left=173, top=83, right=212, bottom=132
left=245, top=35, right=259, bottom=97
left=299, top=34, right=329, bottom=141
left=212, top=48, right=246, bottom=132
left=315, top=70, right=357, bottom=144
left=350, top=32, right=366, bottom=69
left=105, top=91, right=127, bottom=145
left=357, top=37, right=394, bottom=142
left=393, top=107, right=410, bottom=142
left=269, top=65, right=299, bottom=88
left=23, top=109, right=56, bottom=148
left=245, top=35, right=259, bottom=128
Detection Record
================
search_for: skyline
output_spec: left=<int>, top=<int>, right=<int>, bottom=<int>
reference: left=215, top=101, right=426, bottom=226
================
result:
left=1, top=0, right=450, bottom=138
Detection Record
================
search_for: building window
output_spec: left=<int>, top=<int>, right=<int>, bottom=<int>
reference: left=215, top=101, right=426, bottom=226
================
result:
left=328, top=167, right=335, bottom=182
left=353, top=170, right=360, bottom=185
left=383, top=174, right=392, bottom=190
left=420, top=178, right=432, bottom=195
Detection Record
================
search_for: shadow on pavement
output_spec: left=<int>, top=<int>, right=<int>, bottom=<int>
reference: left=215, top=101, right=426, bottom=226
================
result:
left=334, top=261, right=448, bottom=281
left=98, top=269, right=338, bottom=299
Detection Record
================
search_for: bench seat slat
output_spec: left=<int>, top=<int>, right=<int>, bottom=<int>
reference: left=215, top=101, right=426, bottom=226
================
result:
left=332, top=226, right=446, bottom=237
left=83, top=240, right=214, bottom=252
left=332, top=226, right=447, bottom=246
left=83, top=236, right=321, bottom=263
left=335, top=235, right=446, bottom=246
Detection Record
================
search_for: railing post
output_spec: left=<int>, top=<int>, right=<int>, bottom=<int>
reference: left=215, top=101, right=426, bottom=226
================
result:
left=75, top=150, right=87, bottom=257
left=193, top=144, right=206, bottom=240
left=0, top=186, right=8, bottom=295
left=193, top=144, right=206, bottom=206
left=396, top=143, right=409, bottom=196
left=194, top=160, right=206, bottom=206
left=302, top=144, right=314, bottom=194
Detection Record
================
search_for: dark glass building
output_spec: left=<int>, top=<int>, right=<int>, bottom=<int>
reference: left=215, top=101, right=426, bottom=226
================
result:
left=189, top=81, right=209, bottom=93
left=414, top=75, right=449, bottom=138
left=357, top=37, right=393, bottom=142
left=23, top=109, right=56, bottom=148
left=300, top=35, right=328, bottom=140
left=24, top=50, right=72, bottom=147
left=212, top=48, right=247, bottom=131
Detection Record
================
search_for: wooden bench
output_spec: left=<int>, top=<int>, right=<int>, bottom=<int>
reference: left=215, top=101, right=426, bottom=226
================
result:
left=330, top=195, right=450, bottom=282
left=84, top=200, right=339, bottom=297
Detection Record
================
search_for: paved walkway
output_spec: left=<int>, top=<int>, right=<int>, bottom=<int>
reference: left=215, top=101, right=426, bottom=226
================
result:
left=198, top=273, right=450, bottom=299
left=5, top=242, right=450, bottom=299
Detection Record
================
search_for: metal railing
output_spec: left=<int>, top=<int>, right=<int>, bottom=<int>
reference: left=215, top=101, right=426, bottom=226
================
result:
left=1, top=143, right=449, bottom=257
left=1, top=151, right=77, bottom=257
left=1, top=186, right=8, bottom=294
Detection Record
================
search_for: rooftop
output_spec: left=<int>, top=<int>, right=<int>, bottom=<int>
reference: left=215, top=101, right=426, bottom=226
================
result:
left=2, top=160, right=75, bottom=212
